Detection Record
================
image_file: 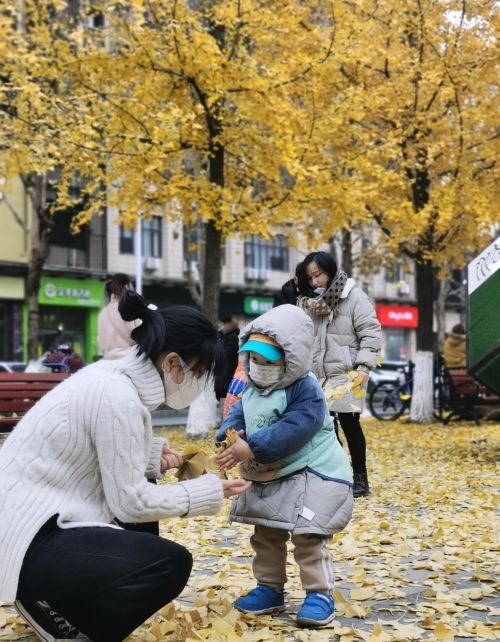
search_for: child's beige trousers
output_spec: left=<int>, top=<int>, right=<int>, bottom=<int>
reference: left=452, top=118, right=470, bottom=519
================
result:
left=250, top=525, right=334, bottom=594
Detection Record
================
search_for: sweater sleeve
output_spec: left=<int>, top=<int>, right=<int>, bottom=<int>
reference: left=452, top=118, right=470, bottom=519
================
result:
left=93, top=383, right=224, bottom=522
left=145, top=437, right=167, bottom=480
left=247, top=377, right=326, bottom=464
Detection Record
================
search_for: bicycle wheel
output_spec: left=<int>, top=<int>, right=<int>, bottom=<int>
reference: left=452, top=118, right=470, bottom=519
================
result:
left=369, top=381, right=409, bottom=420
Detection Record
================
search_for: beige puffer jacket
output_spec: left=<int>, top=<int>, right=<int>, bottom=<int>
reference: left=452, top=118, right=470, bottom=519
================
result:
left=305, top=279, right=382, bottom=413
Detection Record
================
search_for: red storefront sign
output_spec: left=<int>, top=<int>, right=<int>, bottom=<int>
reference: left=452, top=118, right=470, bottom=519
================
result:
left=376, top=304, right=418, bottom=328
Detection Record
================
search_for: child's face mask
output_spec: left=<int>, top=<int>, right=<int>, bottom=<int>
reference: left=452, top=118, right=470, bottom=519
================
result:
left=163, top=358, right=208, bottom=409
left=249, top=361, right=284, bottom=388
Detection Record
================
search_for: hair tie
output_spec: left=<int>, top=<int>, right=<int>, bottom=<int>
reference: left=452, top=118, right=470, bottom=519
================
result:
left=147, top=303, right=158, bottom=311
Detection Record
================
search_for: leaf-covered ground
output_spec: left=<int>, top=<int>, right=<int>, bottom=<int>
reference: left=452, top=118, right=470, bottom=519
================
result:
left=1, top=419, right=498, bottom=641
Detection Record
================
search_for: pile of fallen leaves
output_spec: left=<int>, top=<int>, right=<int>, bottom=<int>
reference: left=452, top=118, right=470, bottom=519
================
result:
left=1, top=419, right=498, bottom=641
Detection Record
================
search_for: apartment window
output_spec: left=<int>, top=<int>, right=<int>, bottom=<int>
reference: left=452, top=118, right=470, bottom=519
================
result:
left=119, top=217, right=162, bottom=257
left=385, top=260, right=405, bottom=284
left=142, top=217, right=162, bottom=258
left=50, top=212, right=89, bottom=250
left=119, top=225, right=134, bottom=254
left=47, top=176, right=89, bottom=250
left=244, top=235, right=289, bottom=272
left=183, top=224, right=201, bottom=265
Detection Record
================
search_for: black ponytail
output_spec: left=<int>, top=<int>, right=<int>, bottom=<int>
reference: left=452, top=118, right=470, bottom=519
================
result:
left=118, top=291, right=225, bottom=379
left=119, top=291, right=166, bottom=359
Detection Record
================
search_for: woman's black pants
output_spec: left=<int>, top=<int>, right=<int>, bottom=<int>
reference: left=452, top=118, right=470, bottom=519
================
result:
left=331, top=411, right=367, bottom=472
left=17, top=516, right=193, bottom=642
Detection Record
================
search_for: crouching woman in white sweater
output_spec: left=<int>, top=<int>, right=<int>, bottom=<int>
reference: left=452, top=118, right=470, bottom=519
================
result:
left=0, top=291, right=250, bottom=642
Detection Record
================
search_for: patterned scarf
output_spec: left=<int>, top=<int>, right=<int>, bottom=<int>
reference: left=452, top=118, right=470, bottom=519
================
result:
left=297, top=270, right=349, bottom=317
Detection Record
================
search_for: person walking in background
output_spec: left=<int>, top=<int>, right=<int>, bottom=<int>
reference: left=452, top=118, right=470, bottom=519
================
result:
left=216, top=304, right=353, bottom=627
left=273, top=262, right=302, bottom=307
left=443, top=323, right=467, bottom=368
left=214, top=317, right=241, bottom=402
left=98, top=273, right=138, bottom=356
left=295, top=251, right=382, bottom=498
left=0, top=291, right=249, bottom=642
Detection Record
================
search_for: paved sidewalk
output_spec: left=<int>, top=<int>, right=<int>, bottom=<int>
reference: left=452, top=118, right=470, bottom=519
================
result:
left=1, top=420, right=498, bottom=641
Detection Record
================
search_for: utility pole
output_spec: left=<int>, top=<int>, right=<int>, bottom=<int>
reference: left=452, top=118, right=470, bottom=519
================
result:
left=134, top=218, right=142, bottom=295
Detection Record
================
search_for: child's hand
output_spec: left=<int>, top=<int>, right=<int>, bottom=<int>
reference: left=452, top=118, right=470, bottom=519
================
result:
left=160, top=446, right=184, bottom=473
left=215, top=430, right=253, bottom=470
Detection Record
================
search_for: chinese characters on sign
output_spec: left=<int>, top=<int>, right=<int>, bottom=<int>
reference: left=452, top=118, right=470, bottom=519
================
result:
left=375, top=304, right=419, bottom=328
left=44, top=283, right=92, bottom=300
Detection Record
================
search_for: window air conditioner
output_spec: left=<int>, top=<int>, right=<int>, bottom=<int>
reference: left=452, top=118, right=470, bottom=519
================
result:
left=257, top=269, right=270, bottom=281
left=244, top=267, right=258, bottom=280
left=397, top=281, right=410, bottom=296
left=143, top=257, right=161, bottom=271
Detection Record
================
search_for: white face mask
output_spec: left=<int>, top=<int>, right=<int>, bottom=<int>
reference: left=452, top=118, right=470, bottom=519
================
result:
left=163, top=358, right=209, bottom=409
left=249, top=361, right=285, bottom=388
left=314, top=287, right=326, bottom=296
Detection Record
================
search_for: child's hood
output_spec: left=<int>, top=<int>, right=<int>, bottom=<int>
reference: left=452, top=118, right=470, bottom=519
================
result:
left=240, top=304, right=313, bottom=391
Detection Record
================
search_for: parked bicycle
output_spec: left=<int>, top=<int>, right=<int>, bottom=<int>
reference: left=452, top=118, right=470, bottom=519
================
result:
left=368, top=358, right=446, bottom=420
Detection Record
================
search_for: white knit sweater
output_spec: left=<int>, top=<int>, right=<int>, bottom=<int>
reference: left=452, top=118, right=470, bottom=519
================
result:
left=0, top=347, right=224, bottom=601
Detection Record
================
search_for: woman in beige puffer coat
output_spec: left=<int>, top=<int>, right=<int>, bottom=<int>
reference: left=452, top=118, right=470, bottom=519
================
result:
left=296, top=252, right=382, bottom=498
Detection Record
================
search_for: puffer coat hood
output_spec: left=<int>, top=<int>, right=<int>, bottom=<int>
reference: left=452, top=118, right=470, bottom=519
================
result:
left=239, top=304, right=313, bottom=392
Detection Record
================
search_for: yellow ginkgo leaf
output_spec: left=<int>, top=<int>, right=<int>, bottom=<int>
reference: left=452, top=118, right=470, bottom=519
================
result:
left=475, top=623, right=496, bottom=639
left=351, top=587, right=375, bottom=600
left=434, top=622, right=455, bottom=641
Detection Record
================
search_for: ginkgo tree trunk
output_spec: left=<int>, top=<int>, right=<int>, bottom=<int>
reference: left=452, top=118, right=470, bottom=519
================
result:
left=3, top=173, right=55, bottom=360
left=25, top=174, right=55, bottom=360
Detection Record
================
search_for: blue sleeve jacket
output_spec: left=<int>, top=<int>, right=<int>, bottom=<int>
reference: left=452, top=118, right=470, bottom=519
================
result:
left=216, top=374, right=327, bottom=465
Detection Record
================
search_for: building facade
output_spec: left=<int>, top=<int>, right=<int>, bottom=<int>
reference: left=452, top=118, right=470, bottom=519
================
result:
left=0, top=181, right=466, bottom=364
left=106, top=207, right=301, bottom=328
left=0, top=177, right=106, bottom=363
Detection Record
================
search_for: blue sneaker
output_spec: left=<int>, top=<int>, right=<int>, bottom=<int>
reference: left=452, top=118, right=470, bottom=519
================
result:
left=234, top=584, right=285, bottom=615
left=296, top=592, right=335, bottom=627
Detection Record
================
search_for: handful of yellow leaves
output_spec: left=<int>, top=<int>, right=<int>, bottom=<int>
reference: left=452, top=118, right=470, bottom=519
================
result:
left=175, top=428, right=238, bottom=481
left=323, top=370, right=367, bottom=413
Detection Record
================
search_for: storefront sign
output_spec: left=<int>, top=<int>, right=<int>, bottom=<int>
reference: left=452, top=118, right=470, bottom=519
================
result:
left=39, top=276, right=104, bottom=308
left=243, top=296, right=274, bottom=316
left=376, top=304, right=418, bottom=328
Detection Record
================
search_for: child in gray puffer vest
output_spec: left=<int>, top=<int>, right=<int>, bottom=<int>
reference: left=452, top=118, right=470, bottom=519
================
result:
left=216, top=304, right=353, bottom=628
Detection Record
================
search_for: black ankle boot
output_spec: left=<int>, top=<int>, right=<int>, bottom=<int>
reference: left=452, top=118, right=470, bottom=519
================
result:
left=353, top=470, right=370, bottom=498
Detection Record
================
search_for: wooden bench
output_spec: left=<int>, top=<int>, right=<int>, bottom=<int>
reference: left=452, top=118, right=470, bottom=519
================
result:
left=442, top=368, right=500, bottom=425
left=0, top=372, right=68, bottom=432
